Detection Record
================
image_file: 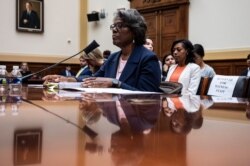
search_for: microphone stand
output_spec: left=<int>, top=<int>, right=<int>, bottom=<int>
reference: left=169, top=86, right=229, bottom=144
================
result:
left=20, top=40, right=100, bottom=81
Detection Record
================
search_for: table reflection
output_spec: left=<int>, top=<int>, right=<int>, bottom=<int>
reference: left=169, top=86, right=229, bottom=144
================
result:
left=0, top=87, right=250, bottom=166
left=14, top=129, right=42, bottom=165
left=80, top=94, right=161, bottom=166
left=246, top=100, right=250, bottom=119
left=162, top=95, right=203, bottom=134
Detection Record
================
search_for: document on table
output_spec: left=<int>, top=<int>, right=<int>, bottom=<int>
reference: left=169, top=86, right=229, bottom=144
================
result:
left=58, top=82, right=160, bottom=94
left=28, top=84, right=44, bottom=88
left=211, top=96, right=246, bottom=103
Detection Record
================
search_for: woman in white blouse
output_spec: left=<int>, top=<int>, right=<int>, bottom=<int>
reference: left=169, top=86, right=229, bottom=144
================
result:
left=165, top=39, right=201, bottom=95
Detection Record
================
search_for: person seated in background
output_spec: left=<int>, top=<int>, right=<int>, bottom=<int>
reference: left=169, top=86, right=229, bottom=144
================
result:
left=82, top=48, right=105, bottom=74
left=42, top=48, right=104, bottom=83
left=60, top=65, right=75, bottom=77
left=143, top=37, right=163, bottom=77
left=20, top=62, right=32, bottom=84
left=164, top=39, right=201, bottom=95
left=82, top=9, right=161, bottom=92
left=143, top=38, right=153, bottom=51
left=240, top=53, right=250, bottom=76
left=193, top=44, right=216, bottom=77
left=75, top=54, right=92, bottom=81
left=162, top=53, right=176, bottom=81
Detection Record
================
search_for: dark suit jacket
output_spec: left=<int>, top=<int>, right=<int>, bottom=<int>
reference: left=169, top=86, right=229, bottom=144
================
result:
left=94, top=45, right=161, bottom=92
left=60, top=70, right=75, bottom=77
left=76, top=66, right=92, bottom=81
left=20, top=71, right=32, bottom=84
left=20, top=10, right=40, bottom=29
left=100, top=95, right=160, bottom=133
left=240, top=69, right=248, bottom=76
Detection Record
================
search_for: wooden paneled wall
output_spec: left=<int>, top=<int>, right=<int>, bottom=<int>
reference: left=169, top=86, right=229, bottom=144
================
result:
left=131, top=0, right=189, bottom=60
left=206, top=59, right=246, bottom=76
left=0, top=59, right=246, bottom=78
left=0, top=62, right=80, bottom=78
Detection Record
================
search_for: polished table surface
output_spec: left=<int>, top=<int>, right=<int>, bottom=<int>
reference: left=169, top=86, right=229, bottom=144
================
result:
left=0, top=86, right=250, bottom=166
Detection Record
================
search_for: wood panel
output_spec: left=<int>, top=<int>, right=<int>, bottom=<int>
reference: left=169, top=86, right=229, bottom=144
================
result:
left=143, top=12, right=158, bottom=53
left=131, top=0, right=189, bottom=60
left=131, top=0, right=189, bottom=10
left=206, top=59, right=246, bottom=76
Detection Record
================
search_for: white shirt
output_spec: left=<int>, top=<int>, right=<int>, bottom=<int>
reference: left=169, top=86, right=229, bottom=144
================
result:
left=247, top=68, right=250, bottom=76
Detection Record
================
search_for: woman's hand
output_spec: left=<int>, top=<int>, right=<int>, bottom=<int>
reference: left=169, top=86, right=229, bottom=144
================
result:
left=42, top=75, right=76, bottom=84
left=82, top=77, right=113, bottom=88
left=42, top=75, right=65, bottom=83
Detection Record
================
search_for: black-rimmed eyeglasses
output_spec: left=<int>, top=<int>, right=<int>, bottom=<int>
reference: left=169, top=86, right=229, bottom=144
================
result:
left=110, top=22, right=128, bottom=31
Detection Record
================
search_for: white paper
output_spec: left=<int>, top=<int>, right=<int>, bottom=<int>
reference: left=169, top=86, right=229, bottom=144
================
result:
left=207, top=75, right=238, bottom=97
left=71, top=87, right=160, bottom=94
left=27, top=84, right=44, bottom=88
left=56, top=82, right=161, bottom=95
left=211, top=96, right=245, bottom=103
left=59, top=82, right=82, bottom=89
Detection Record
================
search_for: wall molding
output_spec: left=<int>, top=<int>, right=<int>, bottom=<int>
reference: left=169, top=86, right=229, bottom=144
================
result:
left=1, top=48, right=249, bottom=63
left=205, top=48, right=250, bottom=60
left=0, top=53, right=79, bottom=64
left=80, top=0, right=87, bottom=49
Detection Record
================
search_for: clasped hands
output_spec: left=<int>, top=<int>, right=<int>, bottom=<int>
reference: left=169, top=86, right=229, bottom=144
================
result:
left=42, top=75, right=113, bottom=88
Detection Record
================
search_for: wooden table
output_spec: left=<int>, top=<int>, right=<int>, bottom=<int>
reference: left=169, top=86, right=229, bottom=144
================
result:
left=0, top=86, right=249, bottom=166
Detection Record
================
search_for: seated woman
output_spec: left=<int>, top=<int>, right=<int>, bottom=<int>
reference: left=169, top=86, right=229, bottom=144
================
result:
left=82, top=9, right=161, bottom=92
left=144, top=37, right=163, bottom=73
left=82, top=48, right=105, bottom=74
left=164, top=39, right=201, bottom=95
left=42, top=48, right=104, bottom=83
left=162, top=53, right=176, bottom=81
left=193, top=44, right=216, bottom=77
left=20, top=62, right=32, bottom=83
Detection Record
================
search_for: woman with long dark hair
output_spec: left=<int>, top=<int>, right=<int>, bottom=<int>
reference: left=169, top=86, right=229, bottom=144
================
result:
left=164, top=39, right=201, bottom=95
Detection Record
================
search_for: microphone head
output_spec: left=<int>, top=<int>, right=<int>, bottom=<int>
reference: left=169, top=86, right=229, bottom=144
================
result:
left=83, top=40, right=100, bottom=54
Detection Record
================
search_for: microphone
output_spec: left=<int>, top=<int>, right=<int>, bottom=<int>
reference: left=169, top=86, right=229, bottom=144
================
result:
left=20, top=40, right=100, bottom=81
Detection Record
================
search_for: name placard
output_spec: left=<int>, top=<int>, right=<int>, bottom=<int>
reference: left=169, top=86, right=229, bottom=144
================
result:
left=207, top=75, right=239, bottom=97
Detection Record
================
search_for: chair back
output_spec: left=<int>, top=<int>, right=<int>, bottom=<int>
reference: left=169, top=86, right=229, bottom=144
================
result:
left=196, top=77, right=212, bottom=95
left=247, top=77, right=250, bottom=98
left=232, top=76, right=249, bottom=98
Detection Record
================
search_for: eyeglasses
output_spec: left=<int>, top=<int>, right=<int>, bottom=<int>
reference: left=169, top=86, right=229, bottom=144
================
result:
left=110, top=22, right=128, bottom=31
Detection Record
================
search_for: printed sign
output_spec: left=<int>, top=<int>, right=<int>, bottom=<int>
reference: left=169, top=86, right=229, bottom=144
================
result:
left=207, top=75, right=239, bottom=97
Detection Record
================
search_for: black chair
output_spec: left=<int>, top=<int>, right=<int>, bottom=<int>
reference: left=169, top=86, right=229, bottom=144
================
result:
left=196, top=77, right=212, bottom=96
left=247, top=77, right=250, bottom=98
left=234, top=76, right=249, bottom=98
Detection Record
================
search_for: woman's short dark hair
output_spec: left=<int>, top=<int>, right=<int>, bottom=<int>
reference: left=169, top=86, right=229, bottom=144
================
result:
left=171, top=39, right=195, bottom=64
left=193, top=44, right=205, bottom=58
left=116, top=9, right=147, bottom=45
